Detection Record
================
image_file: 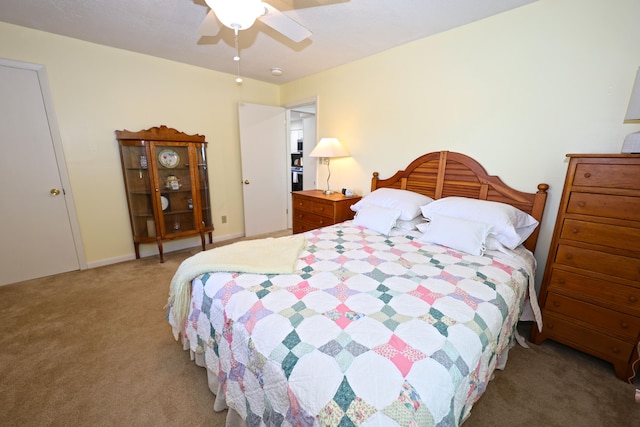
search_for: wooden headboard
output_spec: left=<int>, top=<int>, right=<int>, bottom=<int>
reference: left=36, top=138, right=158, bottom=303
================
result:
left=371, top=151, right=549, bottom=252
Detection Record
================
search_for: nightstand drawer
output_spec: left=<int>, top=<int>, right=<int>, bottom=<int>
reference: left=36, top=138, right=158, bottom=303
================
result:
left=292, top=210, right=332, bottom=229
left=542, top=312, right=635, bottom=364
left=555, top=244, right=640, bottom=282
left=573, top=163, right=640, bottom=189
left=560, top=219, right=640, bottom=252
left=567, top=192, right=640, bottom=222
left=291, top=190, right=361, bottom=234
left=311, top=200, right=335, bottom=217
left=548, top=269, right=640, bottom=316
left=545, top=292, right=640, bottom=341
left=293, top=197, right=335, bottom=218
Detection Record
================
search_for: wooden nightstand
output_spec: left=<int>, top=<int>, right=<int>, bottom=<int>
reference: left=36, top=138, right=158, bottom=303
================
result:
left=292, top=190, right=361, bottom=234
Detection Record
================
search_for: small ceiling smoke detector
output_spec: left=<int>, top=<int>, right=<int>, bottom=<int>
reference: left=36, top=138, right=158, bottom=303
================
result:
left=271, top=68, right=283, bottom=76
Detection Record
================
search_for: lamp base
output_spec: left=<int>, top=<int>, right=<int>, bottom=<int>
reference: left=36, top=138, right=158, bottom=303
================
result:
left=322, top=190, right=335, bottom=195
left=622, top=131, right=640, bottom=153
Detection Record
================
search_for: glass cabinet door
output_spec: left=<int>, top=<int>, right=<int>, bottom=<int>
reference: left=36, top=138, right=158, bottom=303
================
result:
left=197, top=144, right=213, bottom=229
left=119, top=142, right=155, bottom=239
left=151, top=143, right=198, bottom=237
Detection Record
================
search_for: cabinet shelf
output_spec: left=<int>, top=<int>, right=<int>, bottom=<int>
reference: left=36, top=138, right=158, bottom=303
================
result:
left=116, top=126, right=214, bottom=263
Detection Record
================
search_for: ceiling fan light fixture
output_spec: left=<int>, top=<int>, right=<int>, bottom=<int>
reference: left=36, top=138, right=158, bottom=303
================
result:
left=204, top=0, right=265, bottom=31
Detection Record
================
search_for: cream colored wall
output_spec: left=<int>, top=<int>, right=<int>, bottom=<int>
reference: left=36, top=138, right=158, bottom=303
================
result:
left=0, top=22, right=279, bottom=266
left=281, top=0, right=640, bottom=286
left=2, top=0, right=639, bottom=278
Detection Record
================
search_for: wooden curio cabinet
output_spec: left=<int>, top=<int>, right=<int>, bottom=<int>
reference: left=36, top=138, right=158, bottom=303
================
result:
left=115, top=126, right=213, bottom=262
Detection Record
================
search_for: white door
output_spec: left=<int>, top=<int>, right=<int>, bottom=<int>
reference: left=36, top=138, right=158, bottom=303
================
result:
left=238, top=102, right=288, bottom=237
left=0, top=61, right=82, bottom=285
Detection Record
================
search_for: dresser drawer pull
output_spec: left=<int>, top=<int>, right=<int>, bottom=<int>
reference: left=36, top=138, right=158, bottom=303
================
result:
left=319, top=220, right=325, bottom=224
left=558, top=278, right=566, bottom=284
left=552, top=301, right=561, bottom=307
left=612, top=346, right=620, bottom=354
left=571, top=228, right=579, bottom=234
left=578, top=201, right=586, bottom=207
left=547, top=322, right=554, bottom=330
left=629, top=296, right=638, bottom=303
left=620, top=322, right=629, bottom=329
left=584, top=172, right=591, bottom=178
left=564, top=253, right=574, bottom=260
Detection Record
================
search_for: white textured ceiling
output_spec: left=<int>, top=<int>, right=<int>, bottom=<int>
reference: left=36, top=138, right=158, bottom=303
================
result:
left=0, top=0, right=537, bottom=84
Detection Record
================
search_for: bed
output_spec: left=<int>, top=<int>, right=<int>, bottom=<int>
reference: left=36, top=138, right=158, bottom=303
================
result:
left=167, top=151, right=549, bottom=426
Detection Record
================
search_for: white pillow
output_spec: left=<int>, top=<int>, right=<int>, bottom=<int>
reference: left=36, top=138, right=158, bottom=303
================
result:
left=351, top=188, right=434, bottom=221
left=352, top=205, right=401, bottom=235
left=420, top=197, right=538, bottom=249
left=395, top=217, right=427, bottom=231
left=485, top=236, right=514, bottom=256
left=418, top=214, right=492, bottom=256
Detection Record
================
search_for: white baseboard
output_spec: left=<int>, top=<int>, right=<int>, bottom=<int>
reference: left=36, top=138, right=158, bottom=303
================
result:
left=85, top=232, right=246, bottom=269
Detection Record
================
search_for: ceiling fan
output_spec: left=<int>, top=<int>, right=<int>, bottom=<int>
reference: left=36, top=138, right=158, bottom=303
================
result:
left=199, top=0, right=312, bottom=43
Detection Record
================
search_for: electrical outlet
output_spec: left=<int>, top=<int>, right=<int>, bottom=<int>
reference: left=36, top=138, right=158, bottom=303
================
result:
left=221, top=215, right=227, bottom=224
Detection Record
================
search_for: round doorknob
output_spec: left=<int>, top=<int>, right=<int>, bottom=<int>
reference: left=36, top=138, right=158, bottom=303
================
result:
left=50, top=188, right=61, bottom=196
left=244, top=180, right=250, bottom=185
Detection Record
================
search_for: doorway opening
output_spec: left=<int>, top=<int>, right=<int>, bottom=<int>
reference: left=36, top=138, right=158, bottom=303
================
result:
left=285, top=99, right=317, bottom=229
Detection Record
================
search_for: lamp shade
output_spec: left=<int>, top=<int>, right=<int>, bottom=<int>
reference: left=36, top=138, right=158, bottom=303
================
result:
left=204, top=0, right=265, bottom=30
left=309, top=138, right=350, bottom=158
left=625, top=67, right=640, bottom=122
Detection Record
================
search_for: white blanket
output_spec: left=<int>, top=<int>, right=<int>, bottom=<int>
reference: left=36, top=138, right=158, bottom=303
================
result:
left=167, top=234, right=307, bottom=331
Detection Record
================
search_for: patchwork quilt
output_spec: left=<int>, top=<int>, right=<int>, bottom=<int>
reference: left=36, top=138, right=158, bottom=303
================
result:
left=168, top=222, right=534, bottom=426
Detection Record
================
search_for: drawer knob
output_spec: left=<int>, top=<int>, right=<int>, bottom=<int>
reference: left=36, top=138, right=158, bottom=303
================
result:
left=620, top=322, right=629, bottom=329
left=584, top=172, right=591, bottom=178
left=547, top=323, right=554, bottom=330
left=578, top=201, right=586, bottom=207
left=553, top=301, right=560, bottom=307
left=629, top=296, right=638, bottom=303
left=564, top=253, right=574, bottom=260
left=558, top=278, right=566, bottom=284
left=571, top=228, right=579, bottom=234
left=612, top=346, right=620, bottom=354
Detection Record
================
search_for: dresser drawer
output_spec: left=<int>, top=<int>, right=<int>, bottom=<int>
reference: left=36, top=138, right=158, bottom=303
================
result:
left=548, top=269, right=640, bottom=316
left=560, top=219, right=640, bottom=252
left=545, top=292, right=640, bottom=341
left=555, top=244, right=640, bottom=282
left=573, top=163, right=640, bottom=190
left=567, top=192, right=640, bottom=222
left=542, top=312, right=635, bottom=364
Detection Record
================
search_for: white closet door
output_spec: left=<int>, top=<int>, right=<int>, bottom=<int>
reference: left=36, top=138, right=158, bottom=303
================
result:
left=0, top=61, right=81, bottom=285
left=238, top=102, right=288, bottom=237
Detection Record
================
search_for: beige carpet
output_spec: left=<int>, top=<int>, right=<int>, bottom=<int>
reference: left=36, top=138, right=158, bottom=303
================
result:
left=1, top=234, right=638, bottom=427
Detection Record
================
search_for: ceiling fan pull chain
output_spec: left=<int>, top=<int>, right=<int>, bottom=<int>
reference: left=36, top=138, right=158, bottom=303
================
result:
left=234, top=26, right=243, bottom=84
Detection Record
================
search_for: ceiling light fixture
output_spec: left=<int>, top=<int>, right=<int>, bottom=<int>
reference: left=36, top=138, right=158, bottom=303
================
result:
left=271, top=68, right=283, bottom=76
left=203, top=0, right=267, bottom=84
left=203, top=0, right=265, bottom=31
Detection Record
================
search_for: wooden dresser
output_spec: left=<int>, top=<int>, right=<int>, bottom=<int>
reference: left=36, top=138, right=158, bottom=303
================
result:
left=531, top=154, right=640, bottom=382
left=292, top=190, right=361, bottom=234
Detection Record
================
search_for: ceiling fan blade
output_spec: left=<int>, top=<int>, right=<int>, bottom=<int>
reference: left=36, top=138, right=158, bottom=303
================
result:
left=260, top=3, right=312, bottom=43
left=197, top=10, right=221, bottom=36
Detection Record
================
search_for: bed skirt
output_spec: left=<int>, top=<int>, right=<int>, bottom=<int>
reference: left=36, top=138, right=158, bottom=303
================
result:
left=180, top=333, right=520, bottom=427
left=184, top=338, right=249, bottom=427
